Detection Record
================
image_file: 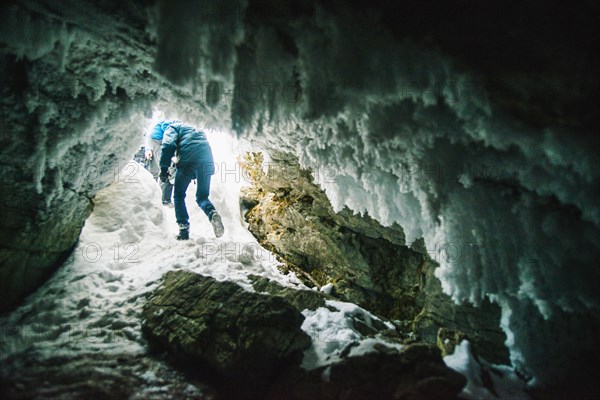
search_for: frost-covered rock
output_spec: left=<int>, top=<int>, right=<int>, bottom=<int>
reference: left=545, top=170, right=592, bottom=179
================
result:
left=444, top=341, right=529, bottom=400
left=412, top=260, right=510, bottom=365
left=141, top=271, right=311, bottom=395
left=268, top=343, right=467, bottom=400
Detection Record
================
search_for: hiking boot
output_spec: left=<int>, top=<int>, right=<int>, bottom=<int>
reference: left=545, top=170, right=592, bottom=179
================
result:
left=176, top=224, right=189, bottom=240
left=210, top=212, right=224, bottom=238
left=162, top=201, right=174, bottom=208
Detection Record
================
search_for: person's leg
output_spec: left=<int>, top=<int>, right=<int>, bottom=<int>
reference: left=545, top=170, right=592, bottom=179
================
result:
left=195, top=165, right=216, bottom=217
left=195, top=164, right=223, bottom=237
left=173, top=166, right=193, bottom=226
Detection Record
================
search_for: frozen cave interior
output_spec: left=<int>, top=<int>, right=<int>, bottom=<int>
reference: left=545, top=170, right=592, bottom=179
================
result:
left=0, top=0, right=599, bottom=399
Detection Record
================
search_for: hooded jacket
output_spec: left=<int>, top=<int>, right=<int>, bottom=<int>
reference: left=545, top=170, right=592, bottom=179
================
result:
left=144, top=120, right=175, bottom=150
left=159, top=121, right=215, bottom=174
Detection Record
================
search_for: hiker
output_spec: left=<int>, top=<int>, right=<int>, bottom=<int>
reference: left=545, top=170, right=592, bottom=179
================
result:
left=158, top=121, right=224, bottom=240
left=145, top=120, right=175, bottom=207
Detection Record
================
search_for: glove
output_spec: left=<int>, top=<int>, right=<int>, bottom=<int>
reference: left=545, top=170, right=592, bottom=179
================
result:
left=159, top=168, right=169, bottom=182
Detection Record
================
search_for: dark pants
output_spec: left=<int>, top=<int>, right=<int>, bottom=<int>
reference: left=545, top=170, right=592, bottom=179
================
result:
left=173, top=163, right=216, bottom=226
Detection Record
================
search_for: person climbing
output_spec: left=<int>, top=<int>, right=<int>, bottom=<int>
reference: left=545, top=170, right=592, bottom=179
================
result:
left=158, top=120, right=224, bottom=240
left=145, top=120, right=175, bottom=207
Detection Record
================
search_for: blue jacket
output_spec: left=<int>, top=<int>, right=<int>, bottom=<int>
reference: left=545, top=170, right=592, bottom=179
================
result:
left=159, top=121, right=215, bottom=174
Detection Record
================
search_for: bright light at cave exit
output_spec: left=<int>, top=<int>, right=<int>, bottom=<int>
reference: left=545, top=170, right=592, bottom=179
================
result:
left=146, top=108, right=250, bottom=192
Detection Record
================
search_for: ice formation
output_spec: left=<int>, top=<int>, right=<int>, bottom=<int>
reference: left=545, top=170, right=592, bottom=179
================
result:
left=1, top=0, right=598, bottom=394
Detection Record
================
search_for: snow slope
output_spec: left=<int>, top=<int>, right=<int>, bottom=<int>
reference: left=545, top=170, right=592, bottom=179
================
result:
left=0, top=132, right=302, bottom=396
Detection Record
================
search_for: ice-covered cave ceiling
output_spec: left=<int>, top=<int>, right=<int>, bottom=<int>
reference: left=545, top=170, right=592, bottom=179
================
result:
left=0, top=0, right=598, bottom=396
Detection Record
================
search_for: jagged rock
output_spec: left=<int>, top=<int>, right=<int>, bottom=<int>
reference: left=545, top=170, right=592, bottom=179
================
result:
left=412, top=260, right=510, bottom=365
left=250, top=275, right=393, bottom=338
left=437, top=328, right=467, bottom=358
left=241, top=151, right=510, bottom=365
left=240, top=151, right=415, bottom=319
left=0, top=351, right=214, bottom=400
left=249, top=274, right=328, bottom=311
left=141, top=271, right=312, bottom=394
left=267, top=343, right=466, bottom=400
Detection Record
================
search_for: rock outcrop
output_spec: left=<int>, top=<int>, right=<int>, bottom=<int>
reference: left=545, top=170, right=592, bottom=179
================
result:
left=412, top=260, right=509, bottom=364
left=240, top=151, right=408, bottom=316
left=268, top=343, right=467, bottom=400
left=241, top=152, right=510, bottom=364
left=142, top=270, right=467, bottom=399
left=141, top=271, right=312, bottom=396
left=249, top=274, right=329, bottom=312
left=0, top=351, right=214, bottom=400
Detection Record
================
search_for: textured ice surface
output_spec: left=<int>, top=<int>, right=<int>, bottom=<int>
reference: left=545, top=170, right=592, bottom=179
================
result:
left=1, top=0, right=597, bottom=388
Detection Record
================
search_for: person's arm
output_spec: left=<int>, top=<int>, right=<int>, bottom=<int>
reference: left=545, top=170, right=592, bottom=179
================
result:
left=160, top=125, right=178, bottom=169
left=144, top=133, right=153, bottom=159
left=145, top=123, right=163, bottom=158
